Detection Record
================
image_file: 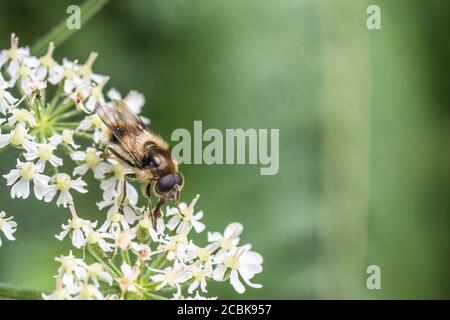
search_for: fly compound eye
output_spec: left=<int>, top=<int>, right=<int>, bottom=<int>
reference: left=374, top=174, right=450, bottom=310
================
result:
left=173, top=173, right=183, bottom=186
left=156, top=174, right=176, bottom=194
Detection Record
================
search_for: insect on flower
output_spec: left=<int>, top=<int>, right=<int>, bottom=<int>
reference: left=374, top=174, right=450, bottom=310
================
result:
left=96, top=100, right=184, bottom=228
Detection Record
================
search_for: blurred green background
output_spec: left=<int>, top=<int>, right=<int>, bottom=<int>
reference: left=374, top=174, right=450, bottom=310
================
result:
left=0, top=0, right=449, bottom=299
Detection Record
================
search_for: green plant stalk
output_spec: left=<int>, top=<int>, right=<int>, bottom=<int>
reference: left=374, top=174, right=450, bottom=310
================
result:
left=47, top=82, right=64, bottom=114
left=49, top=100, right=76, bottom=119
left=51, top=109, right=81, bottom=121
left=122, top=250, right=132, bottom=265
left=86, top=244, right=121, bottom=278
left=31, top=0, right=111, bottom=55
left=0, top=283, right=43, bottom=300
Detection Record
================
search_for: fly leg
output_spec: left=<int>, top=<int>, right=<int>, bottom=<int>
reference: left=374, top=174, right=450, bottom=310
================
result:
left=145, top=183, right=153, bottom=219
left=119, top=173, right=136, bottom=214
left=151, top=198, right=166, bottom=230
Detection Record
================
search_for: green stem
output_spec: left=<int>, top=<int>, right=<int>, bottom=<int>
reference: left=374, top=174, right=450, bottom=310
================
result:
left=47, top=82, right=63, bottom=114
left=50, top=100, right=75, bottom=119
left=74, top=131, right=94, bottom=139
left=31, top=0, right=111, bottom=55
left=51, top=109, right=81, bottom=121
left=151, top=252, right=168, bottom=269
left=86, top=244, right=121, bottom=278
left=122, top=250, right=131, bottom=265
left=0, top=283, right=43, bottom=300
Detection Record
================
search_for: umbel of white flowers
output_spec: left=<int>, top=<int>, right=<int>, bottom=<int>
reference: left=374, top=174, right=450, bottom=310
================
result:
left=0, top=34, right=263, bottom=299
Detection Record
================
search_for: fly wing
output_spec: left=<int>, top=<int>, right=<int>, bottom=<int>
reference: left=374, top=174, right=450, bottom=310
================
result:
left=96, top=100, right=151, bottom=167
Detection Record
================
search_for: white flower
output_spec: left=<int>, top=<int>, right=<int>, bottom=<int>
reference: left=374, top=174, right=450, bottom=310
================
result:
left=184, top=243, right=215, bottom=264
left=36, top=42, right=61, bottom=83
left=44, top=173, right=87, bottom=207
left=150, top=262, right=191, bottom=293
left=0, top=34, right=29, bottom=68
left=99, top=161, right=130, bottom=201
left=75, top=283, right=104, bottom=300
left=85, top=229, right=114, bottom=252
left=21, top=75, right=47, bottom=104
left=98, top=210, right=135, bottom=242
left=107, top=88, right=146, bottom=117
left=158, top=233, right=190, bottom=261
left=69, top=78, right=92, bottom=112
left=23, top=134, right=63, bottom=170
left=212, top=245, right=263, bottom=294
left=7, top=108, right=36, bottom=127
left=116, top=263, right=140, bottom=294
left=7, top=55, right=40, bottom=88
left=71, top=147, right=112, bottom=179
left=114, top=229, right=137, bottom=251
left=54, top=251, right=88, bottom=286
left=188, top=262, right=212, bottom=294
left=78, top=52, right=103, bottom=83
left=130, top=243, right=156, bottom=263
left=0, top=211, right=17, bottom=247
left=208, top=222, right=243, bottom=254
left=0, top=124, right=34, bottom=149
left=84, top=76, right=109, bottom=113
left=61, top=129, right=80, bottom=149
left=0, top=74, right=18, bottom=115
left=86, top=263, right=113, bottom=286
left=77, top=113, right=106, bottom=144
left=137, top=215, right=164, bottom=242
left=48, top=58, right=80, bottom=93
left=166, top=194, right=205, bottom=234
left=56, top=217, right=97, bottom=248
left=42, top=285, right=72, bottom=300
left=3, top=160, right=49, bottom=199
left=97, top=188, right=139, bottom=229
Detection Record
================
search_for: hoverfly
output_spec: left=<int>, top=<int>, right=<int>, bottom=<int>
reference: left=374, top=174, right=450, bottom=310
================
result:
left=96, top=100, right=184, bottom=228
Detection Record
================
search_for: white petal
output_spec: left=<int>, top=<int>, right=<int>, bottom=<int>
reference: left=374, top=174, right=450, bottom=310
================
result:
left=212, top=265, right=226, bottom=281
left=167, top=215, right=180, bottom=231
left=73, top=164, right=89, bottom=176
left=188, top=280, right=199, bottom=294
left=192, top=220, right=205, bottom=233
left=194, top=210, right=204, bottom=220
left=33, top=179, right=49, bottom=200
left=3, top=169, right=21, bottom=186
left=71, top=178, right=87, bottom=193
left=72, top=229, right=85, bottom=248
left=239, top=268, right=262, bottom=289
left=11, top=179, right=30, bottom=199
left=57, top=190, right=73, bottom=207
left=44, top=186, right=58, bottom=202
left=71, top=151, right=86, bottom=161
left=224, top=223, right=243, bottom=239
left=2, top=224, right=17, bottom=240
left=207, top=232, right=222, bottom=243
left=56, top=227, right=70, bottom=241
left=49, top=155, right=63, bottom=167
left=230, top=269, right=245, bottom=294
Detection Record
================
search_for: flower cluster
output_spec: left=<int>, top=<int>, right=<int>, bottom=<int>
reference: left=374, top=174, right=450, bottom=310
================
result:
left=0, top=34, right=263, bottom=299
left=48, top=198, right=262, bottom=299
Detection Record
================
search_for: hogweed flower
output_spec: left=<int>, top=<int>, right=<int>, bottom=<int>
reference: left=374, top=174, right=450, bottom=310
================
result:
left=0, top=211, right=17, bottom=247
left=0, top=34, right=263, bottom=300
